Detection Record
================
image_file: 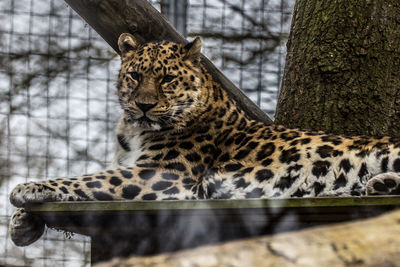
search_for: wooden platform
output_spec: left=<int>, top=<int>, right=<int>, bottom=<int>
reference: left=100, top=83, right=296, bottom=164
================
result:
left=25, top=196, right=400, bottom=263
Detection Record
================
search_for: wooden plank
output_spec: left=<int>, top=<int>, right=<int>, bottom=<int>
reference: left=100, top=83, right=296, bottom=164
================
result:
left=25, top=196, right=400, bottom=212
left=63, top=0, right=273, bottom=125
left=24, top=197, right=400, bottom=262
left=25, top=197, right=400, bottom=240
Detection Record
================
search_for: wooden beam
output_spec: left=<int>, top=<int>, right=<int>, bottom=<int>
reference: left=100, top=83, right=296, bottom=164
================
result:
left=26, top=197, right=400, bottom=262
left=26, top=196, right=400, bottom=212
left=64, top=0, right=273, bottom=125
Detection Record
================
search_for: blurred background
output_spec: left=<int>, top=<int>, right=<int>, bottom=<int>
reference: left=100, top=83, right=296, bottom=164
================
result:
left=0, top=0, right=294, bottom=266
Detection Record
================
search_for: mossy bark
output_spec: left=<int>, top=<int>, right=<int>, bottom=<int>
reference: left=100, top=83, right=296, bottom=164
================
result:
left=275, top=0, right=400, bottom=136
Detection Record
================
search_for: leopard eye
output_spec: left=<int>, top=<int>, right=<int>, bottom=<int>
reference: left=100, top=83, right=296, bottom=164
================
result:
left=128, top=71, right=139, bottom=81
left=161, top=75, right=176, bottom=84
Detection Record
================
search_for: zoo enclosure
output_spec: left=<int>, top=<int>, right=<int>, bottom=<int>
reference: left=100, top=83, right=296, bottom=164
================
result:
left=0, top=0, right=294, bottom=266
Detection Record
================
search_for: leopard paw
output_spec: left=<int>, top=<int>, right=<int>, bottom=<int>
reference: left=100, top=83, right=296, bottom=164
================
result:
left=10, top=182, right=59, bottom=207
left=366, top=172, right=400, bottom=195
left=9, top=208, right=45, bottom=246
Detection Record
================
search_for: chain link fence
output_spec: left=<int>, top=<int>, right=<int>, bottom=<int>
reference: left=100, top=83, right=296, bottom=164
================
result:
left=0, top=0, right=294, bottom=265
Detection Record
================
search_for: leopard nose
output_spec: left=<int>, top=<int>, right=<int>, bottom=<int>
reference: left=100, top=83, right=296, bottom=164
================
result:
left=135, top=101, right=157, bottom=113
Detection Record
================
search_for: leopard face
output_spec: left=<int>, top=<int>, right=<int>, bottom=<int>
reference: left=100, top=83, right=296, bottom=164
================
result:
left=117, top=34, right=203, bottom=130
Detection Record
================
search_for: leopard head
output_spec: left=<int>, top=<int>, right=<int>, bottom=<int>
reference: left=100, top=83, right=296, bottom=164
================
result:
left=117, top=33, right=203, bottom=130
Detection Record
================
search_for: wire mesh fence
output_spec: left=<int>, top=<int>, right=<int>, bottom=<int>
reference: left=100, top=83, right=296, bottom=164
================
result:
left=187, top=0, right=293, bottom=116
left=0, top=0, right=294, bottom=265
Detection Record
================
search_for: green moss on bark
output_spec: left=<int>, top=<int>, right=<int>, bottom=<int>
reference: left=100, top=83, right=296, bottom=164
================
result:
left=275, top=0, right=400, bottom=136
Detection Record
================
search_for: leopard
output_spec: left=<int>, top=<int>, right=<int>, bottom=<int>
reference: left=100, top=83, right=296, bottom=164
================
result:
left=9, top=33, right=400, bottom=246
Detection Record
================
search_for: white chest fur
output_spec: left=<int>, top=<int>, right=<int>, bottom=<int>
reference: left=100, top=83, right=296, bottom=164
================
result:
left=111, top=123, right=146, bottom=168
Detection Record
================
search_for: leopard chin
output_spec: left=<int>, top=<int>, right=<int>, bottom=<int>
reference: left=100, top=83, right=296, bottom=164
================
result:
left=132, top=120, right=162, bottom=131
left=124, top=112, right=162, bottom=130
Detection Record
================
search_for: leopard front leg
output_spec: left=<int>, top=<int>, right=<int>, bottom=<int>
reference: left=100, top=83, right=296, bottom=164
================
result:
left=9, top=169, right=129, bottom=208
left=9, top=166, right=199, bottom=246
left=10, top=167, right=198, bottom=207
left=10, top=181, right=73, bottom=207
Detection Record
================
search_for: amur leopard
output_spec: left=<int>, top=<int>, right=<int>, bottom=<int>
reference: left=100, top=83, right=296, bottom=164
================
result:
left=9, top=33, right=400, bottom=246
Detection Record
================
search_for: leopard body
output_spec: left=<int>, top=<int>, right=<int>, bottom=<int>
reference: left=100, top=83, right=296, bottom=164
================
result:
left=9, top=33, right=400, bottom=246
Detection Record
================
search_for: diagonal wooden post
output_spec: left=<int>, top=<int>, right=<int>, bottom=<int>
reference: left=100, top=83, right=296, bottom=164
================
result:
left=64, top=0, right=273, bottom=125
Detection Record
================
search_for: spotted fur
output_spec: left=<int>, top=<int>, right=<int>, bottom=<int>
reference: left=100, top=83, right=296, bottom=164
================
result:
left=9, top=33, right=400, bottom=245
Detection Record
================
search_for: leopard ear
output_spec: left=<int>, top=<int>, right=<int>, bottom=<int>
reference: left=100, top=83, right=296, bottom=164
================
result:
left=118, top=33, right=138, bottom=56
left=183, top=37, right=202, bottom=63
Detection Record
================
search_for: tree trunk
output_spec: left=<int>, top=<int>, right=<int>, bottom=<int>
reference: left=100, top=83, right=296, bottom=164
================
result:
left=64, top=0, right=273, bottom=125
left=275, top=0, right=400, bottom=137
